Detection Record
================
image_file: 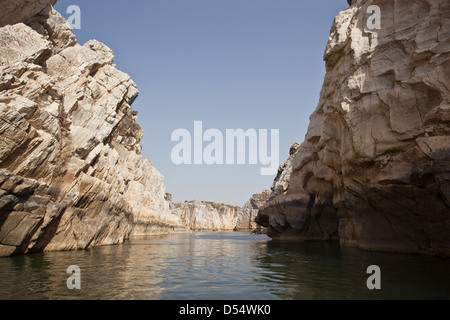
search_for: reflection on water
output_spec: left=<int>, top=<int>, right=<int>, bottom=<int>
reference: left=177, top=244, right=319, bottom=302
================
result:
left=0, top=232, right=449, bottom=300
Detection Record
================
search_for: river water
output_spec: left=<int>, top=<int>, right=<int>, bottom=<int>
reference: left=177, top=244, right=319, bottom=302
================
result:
left=0, top=232, right=449, bottom=300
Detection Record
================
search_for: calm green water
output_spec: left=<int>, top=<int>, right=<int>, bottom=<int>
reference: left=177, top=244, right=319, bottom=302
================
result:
left=0, top=232, right=449, bottom=300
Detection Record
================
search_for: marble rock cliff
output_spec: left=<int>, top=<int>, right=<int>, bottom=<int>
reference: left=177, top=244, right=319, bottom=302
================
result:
left=0, top=1, right=187, bottom=256
left=256, top=0, right=450, bottom=256
left=169, top=198, right=242, bottom=231
left=235, top=190, right=271, bottom=232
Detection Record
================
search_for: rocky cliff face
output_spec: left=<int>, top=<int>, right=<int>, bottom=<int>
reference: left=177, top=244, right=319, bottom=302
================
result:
left=170, top=200, right=241, bottom=231
left=0, top=1, right=188, bottom=256
left=235, top=190, right=271, bottom=232
left=256, top=0, right=450, bottom=256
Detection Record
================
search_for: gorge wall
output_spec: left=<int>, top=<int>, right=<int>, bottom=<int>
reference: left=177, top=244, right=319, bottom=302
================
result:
left=2, top=0, right=448, bottom=258
left=0, top=0, right=190, bottom=257
left=256, top=0, right=450, bottom=256
left=235, top=190, right=271, bottom=232
left=168, top=197, right=242, bottom=231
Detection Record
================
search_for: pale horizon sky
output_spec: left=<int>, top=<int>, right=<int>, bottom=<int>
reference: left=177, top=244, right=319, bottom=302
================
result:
left=54, top=0, right=349, bottom=206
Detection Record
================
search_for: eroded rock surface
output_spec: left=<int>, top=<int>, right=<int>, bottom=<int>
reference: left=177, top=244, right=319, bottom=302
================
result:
left=0, top=1, right=188, bottom=256
left=171, top=200, right=242, bottom=231
left=235, top=190, right=271, bottom=233
left=257, top=0, right=450, bottom=256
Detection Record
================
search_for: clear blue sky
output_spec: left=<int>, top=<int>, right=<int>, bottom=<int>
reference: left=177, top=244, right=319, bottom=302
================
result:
left=54, top=0, right=348, bottom=206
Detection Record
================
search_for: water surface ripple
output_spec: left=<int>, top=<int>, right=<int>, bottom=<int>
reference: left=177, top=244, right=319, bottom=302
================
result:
left=0, top=232, right=449, bottom=300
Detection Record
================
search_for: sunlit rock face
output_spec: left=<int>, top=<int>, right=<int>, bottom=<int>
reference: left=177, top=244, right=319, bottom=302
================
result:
left=257, top=0, right=450, bottom=256
left=235, top=190, right=271, bottom=233
left=171, top=200, right=242, bottom=231
left=0, top=0, right=188, bottom=256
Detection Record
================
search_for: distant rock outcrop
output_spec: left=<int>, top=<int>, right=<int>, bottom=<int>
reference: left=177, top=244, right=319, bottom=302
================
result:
left=256, top=0, right=450, bottom=256
left=170, top=200, right=241, bottom=231
left=0, top=0, right=188, bottom=256
left=235, top=190, right=271, bottom=233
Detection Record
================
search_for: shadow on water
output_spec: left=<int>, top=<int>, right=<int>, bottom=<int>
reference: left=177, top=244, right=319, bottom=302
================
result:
left=0, top=232, right=449, bottom=300
left=252, top=241, right=450, bottom=300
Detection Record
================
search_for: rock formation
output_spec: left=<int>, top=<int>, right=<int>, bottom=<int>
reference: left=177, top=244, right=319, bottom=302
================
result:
left=256, top=0, right=450, bottom=256
left=0, top=0, right=188, bottom=257
left=235, top=190, right=271, bottom=233
left=170, top=200, right=241, bottom=231
left=269, top=143, right=301, bottom=201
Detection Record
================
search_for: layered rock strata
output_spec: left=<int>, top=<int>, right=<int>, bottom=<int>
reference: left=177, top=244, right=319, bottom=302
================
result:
left=256, top=0, right=450, bottom=256
left=235, top=190, right=271, bottom=233
left=170, top=200, right=242, bottom=231
left=0, top=1, right=187, bottom=256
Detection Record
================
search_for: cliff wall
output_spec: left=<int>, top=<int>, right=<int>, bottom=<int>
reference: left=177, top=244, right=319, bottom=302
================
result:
left=257, top=0, right=450, bottom=256
left=0, top=0, right=187, bottom=256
